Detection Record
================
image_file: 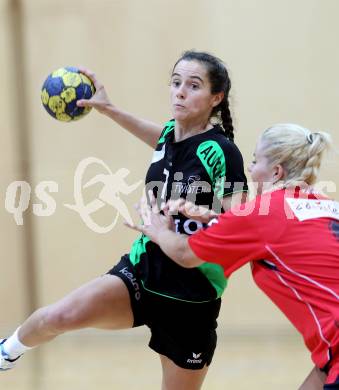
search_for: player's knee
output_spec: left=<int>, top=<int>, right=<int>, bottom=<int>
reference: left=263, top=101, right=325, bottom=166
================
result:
left=38, top=304, right=83, bottom=334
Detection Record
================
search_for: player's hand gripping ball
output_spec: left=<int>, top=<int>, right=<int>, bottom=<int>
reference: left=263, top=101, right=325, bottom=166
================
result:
left=41, top=67, right=95, bottom=122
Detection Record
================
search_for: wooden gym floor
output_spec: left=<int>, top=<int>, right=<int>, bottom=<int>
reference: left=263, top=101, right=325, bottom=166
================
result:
left=0, top=327, right=312, bottom=390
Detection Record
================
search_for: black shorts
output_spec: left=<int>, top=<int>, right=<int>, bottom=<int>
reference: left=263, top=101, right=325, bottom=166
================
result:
left=324, top=384, right=339, bottom=389
left=106, top=254, right=221, bottom=370
left=324, top=376, right=339, bottom=390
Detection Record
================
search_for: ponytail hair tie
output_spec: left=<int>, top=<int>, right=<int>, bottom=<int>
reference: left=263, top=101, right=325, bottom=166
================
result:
left=306, top=133, right=314, bottom=144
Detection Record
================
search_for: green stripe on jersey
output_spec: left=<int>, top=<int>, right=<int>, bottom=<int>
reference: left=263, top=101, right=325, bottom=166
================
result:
left=196, top=140, right=226, bottom=181
left=129, top=234, right=150, bottom=265
left=196, top=140, right=226, bottom=197
left=158, top=120, right=175, bottom=144
left=197, top=262, right=228, bottom=298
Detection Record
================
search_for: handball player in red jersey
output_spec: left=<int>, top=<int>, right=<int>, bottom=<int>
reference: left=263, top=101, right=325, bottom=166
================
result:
left=129, top=123, right=339, bottom=389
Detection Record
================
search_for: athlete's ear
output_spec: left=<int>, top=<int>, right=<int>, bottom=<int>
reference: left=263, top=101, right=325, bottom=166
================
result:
left=211, top=91, right=224, bottom=108
left=273, top=164, right=285, bottom=183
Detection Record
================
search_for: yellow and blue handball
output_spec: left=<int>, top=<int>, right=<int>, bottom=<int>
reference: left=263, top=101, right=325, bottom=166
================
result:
left=41, top=66, right=95, bottom=122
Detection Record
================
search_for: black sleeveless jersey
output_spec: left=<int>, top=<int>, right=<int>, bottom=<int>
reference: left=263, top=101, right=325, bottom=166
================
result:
left=129, top=119, right=248, bottom=302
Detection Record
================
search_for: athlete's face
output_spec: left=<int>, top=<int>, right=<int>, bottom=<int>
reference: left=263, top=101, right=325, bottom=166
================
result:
left=248, top=140, right=283, bottom=194
left=170, top=60, right=223, bottom=126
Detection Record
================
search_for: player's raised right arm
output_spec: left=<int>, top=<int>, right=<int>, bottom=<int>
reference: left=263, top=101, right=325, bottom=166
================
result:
left=77, top=67, right=162, bottom=148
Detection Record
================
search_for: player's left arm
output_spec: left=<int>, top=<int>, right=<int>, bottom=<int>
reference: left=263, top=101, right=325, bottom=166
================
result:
left=154, top=230, right=204, bottom=268
left=164, top=191, right=248, bottom=224
left=125, top=191, right=263, bottom=272
left=125, top=193, right=205, bottom=267
left=125, top=198, right=257, bottom=271
left=127, top=222, right=205, bottom=268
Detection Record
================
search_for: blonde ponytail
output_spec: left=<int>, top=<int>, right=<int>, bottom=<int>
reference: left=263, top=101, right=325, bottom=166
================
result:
left=260, top=124, right=332, bottom=187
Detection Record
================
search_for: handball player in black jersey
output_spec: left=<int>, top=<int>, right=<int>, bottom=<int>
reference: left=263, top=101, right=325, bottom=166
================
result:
left=0, top=51, right=247, bottom=389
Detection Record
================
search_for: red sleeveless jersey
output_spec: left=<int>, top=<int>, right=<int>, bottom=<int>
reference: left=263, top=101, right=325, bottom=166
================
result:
left=189, top=188, right=339, bottom=370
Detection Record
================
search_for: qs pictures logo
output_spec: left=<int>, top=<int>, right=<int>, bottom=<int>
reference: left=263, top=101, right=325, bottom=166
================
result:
left=64, top=157, right=142, bottom=233
left=4, top=157, right=142, bottom=233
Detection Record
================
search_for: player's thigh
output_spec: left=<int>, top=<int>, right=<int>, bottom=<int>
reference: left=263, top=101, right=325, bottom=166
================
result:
left=160, top=354, right=208, bottom=390
left=48, top=274, right=134, bottom=330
